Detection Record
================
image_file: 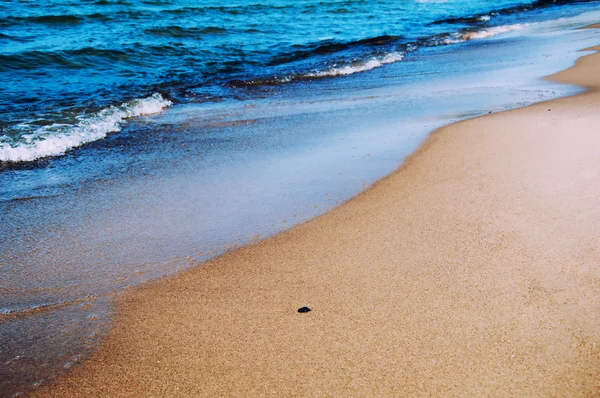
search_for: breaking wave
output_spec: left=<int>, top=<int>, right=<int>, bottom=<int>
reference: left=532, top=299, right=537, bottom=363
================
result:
left=307, top=52, right=405, bottom=77
left=463, top=23, right=530, bottom=40
left=0, top=94, right=172, bottom=162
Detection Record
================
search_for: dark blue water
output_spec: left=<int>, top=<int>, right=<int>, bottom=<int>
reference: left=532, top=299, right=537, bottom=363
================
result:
left=1, top=0, right=598, bottom=162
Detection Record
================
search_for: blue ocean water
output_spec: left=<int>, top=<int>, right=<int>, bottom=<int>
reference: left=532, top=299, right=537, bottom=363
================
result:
left=2, top=0, right=600, bottom=395
left=0, top=0, right=598, bottom=161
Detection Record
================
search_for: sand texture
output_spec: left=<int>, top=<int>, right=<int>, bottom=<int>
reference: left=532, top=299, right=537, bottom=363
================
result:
left=38, top=45, right=600, bottom=397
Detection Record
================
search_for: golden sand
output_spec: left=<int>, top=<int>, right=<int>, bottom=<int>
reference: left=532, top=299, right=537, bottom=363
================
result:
left=39, top=45, right=600, bottom=397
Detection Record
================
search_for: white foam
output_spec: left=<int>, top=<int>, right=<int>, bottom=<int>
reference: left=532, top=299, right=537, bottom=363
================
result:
left=0, top=93, right=172, bottom=162
left=307, top=52, right=404, bottom=77
left=463, top=23, right=529, bottom=40
left=441, top=33, right=466, bottom=45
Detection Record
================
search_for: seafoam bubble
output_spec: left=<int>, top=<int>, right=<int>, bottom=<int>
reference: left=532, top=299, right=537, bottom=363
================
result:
left=0, top=93, right=172, bottom=163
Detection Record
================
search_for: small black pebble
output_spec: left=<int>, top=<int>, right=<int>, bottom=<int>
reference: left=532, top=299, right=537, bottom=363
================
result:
left=298, top=306, right=311, bottom=313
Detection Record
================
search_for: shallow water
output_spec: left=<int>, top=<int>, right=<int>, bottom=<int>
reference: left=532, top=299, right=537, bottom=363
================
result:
left=2, top=2, right=600, bottom=396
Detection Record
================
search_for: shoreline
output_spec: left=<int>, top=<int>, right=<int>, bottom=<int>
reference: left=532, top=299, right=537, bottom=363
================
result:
left=38, top=35, right=600, bottom=396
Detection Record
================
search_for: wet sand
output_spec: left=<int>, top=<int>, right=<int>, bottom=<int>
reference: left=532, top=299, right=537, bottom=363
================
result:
left=39, top=42, right=600, bottom=396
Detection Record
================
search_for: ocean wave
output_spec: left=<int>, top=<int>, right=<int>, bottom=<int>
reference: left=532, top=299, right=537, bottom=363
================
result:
left=430, top=13, right=493, bottom=26
left=420, top=23, right=530, bottom=46
left=268, top=35, right=403, bottom=67
left=230, top=19, right=529, bottom=86
left=0, top=14, right=93, bottom=27
left=0, top=48, right=130, bottom=71
left=0, top=94, right=172, bottom=163
left=463, top=23, right=530, bottom=40
left=307, top=52, right=405, bottom=77
left=430, top=0, right=594, bottom=27
left=30, top=15, right=84, bottom=24
left=0, top=32, right=31, bottom=42
left=228, top=51, right=405, bottom=86
left=145, top=25, right=227, bottom=39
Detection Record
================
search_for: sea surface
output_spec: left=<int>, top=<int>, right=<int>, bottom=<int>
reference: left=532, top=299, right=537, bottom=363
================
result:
left=1, top=0, right=599, bottom=162
left=2, top=0, right=600, bottom=395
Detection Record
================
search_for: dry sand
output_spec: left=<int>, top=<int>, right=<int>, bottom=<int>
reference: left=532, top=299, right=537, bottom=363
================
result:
left=39, top=44, right=600, bottom=397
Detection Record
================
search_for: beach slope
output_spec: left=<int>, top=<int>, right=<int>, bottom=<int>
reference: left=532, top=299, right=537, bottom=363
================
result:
left=40, top=44, right=600, bottom=397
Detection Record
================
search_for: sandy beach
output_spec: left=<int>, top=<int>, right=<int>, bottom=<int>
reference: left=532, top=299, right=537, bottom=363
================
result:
left=37, top=36, right=600, bottom=396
